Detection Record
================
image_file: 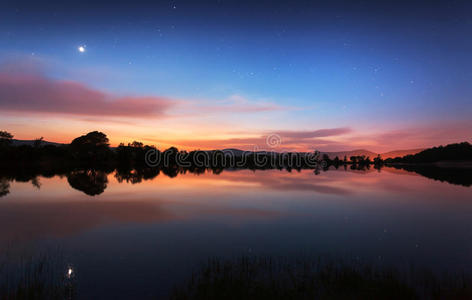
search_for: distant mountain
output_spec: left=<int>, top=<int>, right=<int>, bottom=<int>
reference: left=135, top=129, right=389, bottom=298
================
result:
left=4, top=140, right=430, bottom=160
left=11, top=139, right=65, bottom=147
left=321, top=149, right=425, bottom=160
left=385, top=142, right=472, bottom=163
left=221, top=148, right=424, bottom=160
left=222, top=148, right=246, bottom=156
left=379, top=148, right=425, bottom=159
left=321, top=149, right=378, bottom=160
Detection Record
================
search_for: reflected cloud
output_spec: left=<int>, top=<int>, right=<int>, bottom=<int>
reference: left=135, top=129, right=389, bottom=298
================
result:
left=0, top=200, right=174, bottom=243
left=0, top=196, right=282, bottom=244
left=212, top=171, right=354, bottom=195
left=0, top=165, right=470, bottom=246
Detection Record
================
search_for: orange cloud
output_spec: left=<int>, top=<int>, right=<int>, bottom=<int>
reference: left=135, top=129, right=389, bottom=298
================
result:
left=155, top=128, right=352, bottom=151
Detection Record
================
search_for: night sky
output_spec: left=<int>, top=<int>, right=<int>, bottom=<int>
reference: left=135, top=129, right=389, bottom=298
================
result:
left=1, top=0, right=471, bottom=152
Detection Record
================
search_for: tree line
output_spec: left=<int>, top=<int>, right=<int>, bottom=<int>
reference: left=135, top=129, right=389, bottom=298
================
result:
left=1, top=130, right=471, bottom=170
left=0, top=130, right=385, bottom=169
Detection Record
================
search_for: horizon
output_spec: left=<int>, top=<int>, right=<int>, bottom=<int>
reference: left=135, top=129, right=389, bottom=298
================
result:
left=9, top=133, right=440, bottom=154
left=1, top=0, right=472, bottom=152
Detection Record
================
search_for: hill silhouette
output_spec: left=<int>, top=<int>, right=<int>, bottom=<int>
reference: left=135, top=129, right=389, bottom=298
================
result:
left=8, top=139, right=424, bottom=159
left=385, top=142, right=472, bottom=163
left=1, top=131, right=471, bottom=171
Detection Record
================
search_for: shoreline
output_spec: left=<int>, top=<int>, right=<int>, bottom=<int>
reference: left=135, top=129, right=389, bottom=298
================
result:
left=386, top=161, right=472, bottom=169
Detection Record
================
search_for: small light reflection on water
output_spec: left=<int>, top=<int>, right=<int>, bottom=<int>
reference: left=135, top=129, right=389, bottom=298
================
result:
left=66, top=266, right=74, bottom=279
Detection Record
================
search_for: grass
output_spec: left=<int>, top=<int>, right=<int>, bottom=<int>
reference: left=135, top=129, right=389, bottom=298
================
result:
left=171, top=256, right=472, bottom=300
left=0, top=250, right=76, bottom=300
left=0, top=251, right=470, bottom=299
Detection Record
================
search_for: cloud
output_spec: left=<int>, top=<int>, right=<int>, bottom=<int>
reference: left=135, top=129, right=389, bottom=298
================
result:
left=343, top=123, right=472, bottom=152
left=210, top=94, right=288, bottom=113
left=0, top=71, right=174, bottom=118
left=208, top=170, right=353, bottom=195
left=275, top=127, right=352, bottom=139
left=173, top=94, right=292, bottom=117
left=0, top=59, right=289, bottom=120
left=159, top=127, right=353, bottom=151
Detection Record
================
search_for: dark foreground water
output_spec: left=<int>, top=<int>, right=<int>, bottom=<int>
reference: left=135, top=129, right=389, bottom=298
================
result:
left=0, top=167, right=471, bottom=298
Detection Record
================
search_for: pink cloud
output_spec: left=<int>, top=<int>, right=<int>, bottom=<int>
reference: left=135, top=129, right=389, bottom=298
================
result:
left=154, top=123, right=472, bottom=153
left=0, top=57, right=293, bottom=121
left=342, top=123, right=472, bottom=153
left=0, top=71, right=289, bottom=120
left=0, top=72, right=174, bottom=118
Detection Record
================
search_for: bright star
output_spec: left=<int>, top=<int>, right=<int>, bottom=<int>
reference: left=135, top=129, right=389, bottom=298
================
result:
left=78, top=45, right=86, bottom=53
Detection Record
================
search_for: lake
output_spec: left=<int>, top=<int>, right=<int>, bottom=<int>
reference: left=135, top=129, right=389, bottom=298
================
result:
left=0, top=166, right=471, bottom=298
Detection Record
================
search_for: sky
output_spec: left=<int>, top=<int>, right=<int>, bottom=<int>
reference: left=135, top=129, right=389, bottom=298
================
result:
left=0, top=0, right=471, bottom=152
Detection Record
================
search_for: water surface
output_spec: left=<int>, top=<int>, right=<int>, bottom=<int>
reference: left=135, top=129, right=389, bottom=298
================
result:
left=1, top=167, right=471, bottom=298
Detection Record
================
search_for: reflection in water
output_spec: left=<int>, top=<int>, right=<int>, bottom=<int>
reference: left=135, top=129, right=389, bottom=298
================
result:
left=0, top=177, right=9, bottom=197
left=115, top=167, right=160, bottom=184
left=0, top=166, right=471, bottom=298
left=391, top=164, right=472, bottom=187
left=0, top=200, right=175, bottom=243
left=31, top=177, right=41, bottom=189
left=0, top=164, right=470, bottom=197
left=67, top=170, right=108, bottom=196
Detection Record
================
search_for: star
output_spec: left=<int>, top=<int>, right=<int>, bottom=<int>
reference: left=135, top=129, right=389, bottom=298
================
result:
left=78, top=45, right=86, bottom=53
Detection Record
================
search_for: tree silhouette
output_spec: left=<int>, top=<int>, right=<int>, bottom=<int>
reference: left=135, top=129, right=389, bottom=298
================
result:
left=70, top=131, right=111, bottom=162
left=333, top=156, right=340, bottom=165
left=373, top=155, right=383, bottom=165
left=33, top=137, right=44, bottom=148
left=71, top=131, right=109, bottom=148
left=0, top=131, right=13, bottom=148
left=385, top=142, right=472, bottom=163
left=129, top=141, right=144, bottom=148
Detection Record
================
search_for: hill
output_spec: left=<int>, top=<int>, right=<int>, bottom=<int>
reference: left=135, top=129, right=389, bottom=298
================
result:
left=5, top=140, right=457, bottom=162
left=385, top=142, right=472, bottom=163
left=322, top=149, right=378, bottom=160
left=11, top=139, right=65, bottom=147
left=379, top=148, right=425, bottom=159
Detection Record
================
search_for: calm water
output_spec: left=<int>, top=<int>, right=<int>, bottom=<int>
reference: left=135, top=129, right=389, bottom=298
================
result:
left=1, top=167, right=471, bottom=298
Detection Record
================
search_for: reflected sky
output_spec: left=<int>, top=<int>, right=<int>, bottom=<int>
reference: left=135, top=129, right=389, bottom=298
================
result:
left=1, top=168, right=471, bottom=298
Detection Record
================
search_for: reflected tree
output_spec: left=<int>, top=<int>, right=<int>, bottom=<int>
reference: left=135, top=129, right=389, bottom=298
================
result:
left=67, top=170, right=108, bottom=196
left=391, top=165, right=472, bottom=187
left=115, top=167, right=159, bottom=184
left=31, top=177, right=41, bottom=189
left=0, top=177, right=10, bottom=198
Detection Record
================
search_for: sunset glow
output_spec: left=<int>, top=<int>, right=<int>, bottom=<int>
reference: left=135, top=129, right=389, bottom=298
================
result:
left=1, top=2, right=472, bottom=299
left=1, top=1, right=471, bottom=153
